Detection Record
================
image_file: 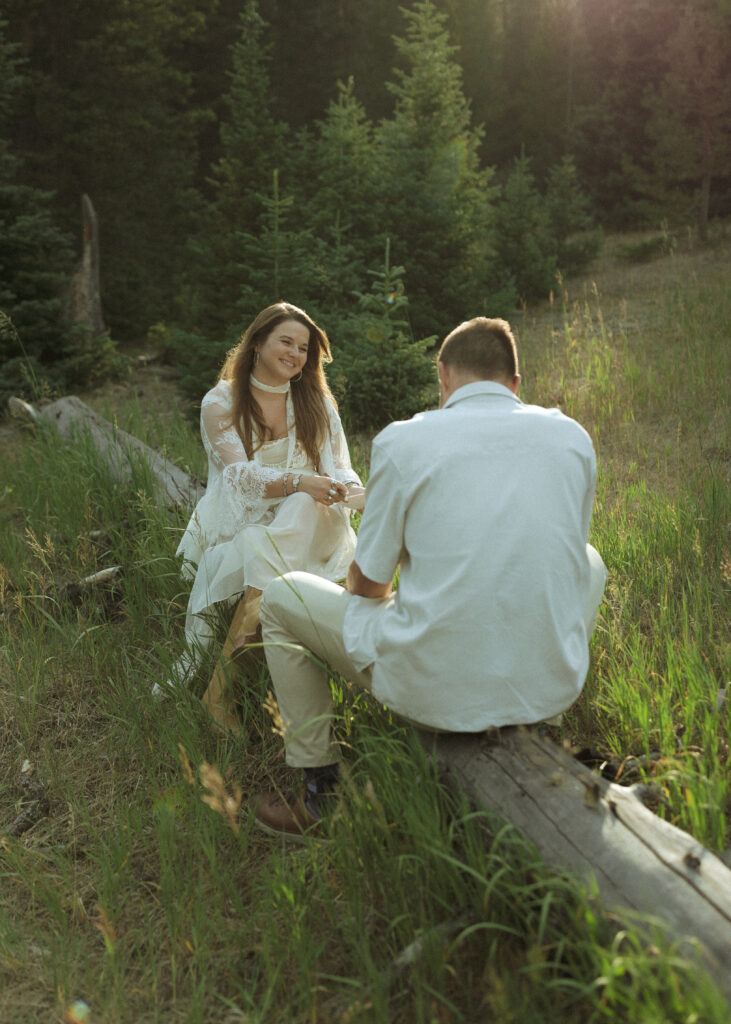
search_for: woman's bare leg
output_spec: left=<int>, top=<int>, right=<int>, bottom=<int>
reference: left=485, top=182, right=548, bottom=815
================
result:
left=230, top=588, right=263, bottom=657
left=201, top=588, right=262, bottom=734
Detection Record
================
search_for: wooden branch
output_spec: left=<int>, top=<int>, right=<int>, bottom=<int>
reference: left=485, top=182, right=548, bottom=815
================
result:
left=420, top=727, right=731, bottom=999
left=7, top=395, right=40, bottom=424
left=58, top=565, right=123, bottom=607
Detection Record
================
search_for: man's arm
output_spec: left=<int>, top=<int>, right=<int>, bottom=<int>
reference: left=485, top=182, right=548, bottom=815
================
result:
left=346, top=430, right=403, bottom=600
left=345, top=559, right=393, bottom=600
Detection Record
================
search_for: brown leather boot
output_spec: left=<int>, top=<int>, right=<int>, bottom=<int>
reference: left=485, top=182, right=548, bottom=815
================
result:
left=254, top=790, right=325, bottom=842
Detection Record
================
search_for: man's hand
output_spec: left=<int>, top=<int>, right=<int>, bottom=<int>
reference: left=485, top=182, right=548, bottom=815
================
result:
left=345, top=560, right=392, bottom=599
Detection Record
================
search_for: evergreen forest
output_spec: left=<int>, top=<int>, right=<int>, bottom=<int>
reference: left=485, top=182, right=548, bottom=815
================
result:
left=1, top=0, right=730, bottom=426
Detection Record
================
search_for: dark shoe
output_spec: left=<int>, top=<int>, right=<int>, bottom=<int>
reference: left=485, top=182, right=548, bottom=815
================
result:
left=254, top=790, right=326, bottom=842
left=304, top=763, right=339, bottom=819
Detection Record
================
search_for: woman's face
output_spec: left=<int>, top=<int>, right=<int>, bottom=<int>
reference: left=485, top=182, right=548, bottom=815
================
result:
left=254, top=318, right=311, bottom=386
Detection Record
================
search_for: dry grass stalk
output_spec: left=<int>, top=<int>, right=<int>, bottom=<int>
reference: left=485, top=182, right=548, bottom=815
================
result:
left=199, top=762, right=242, bottom=835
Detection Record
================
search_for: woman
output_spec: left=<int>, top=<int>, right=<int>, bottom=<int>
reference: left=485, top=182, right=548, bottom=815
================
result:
left=155, top=302, right=364, bottom=731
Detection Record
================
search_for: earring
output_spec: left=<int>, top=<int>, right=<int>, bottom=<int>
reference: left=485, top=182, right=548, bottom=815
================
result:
left=254, top=351, right=260, bottom=365
left=292, top=370, right=303, bottom=383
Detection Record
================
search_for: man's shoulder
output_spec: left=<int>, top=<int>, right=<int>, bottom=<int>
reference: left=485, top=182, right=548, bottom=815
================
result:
left=373, top=409, right=442, bottom=450
left=518, top=402, right=594, bottom=446
left=372, top=401, right=594, bottom=460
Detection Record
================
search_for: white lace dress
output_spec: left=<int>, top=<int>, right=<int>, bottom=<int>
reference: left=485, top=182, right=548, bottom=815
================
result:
left=176, top=378, right=361, bottom=657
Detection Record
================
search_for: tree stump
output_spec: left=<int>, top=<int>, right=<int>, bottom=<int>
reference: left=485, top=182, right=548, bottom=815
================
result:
left=64, top=194, right=105, bottom=336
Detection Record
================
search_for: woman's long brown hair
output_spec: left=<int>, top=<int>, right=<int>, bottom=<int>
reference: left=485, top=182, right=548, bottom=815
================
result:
left=218, top=302, right=337, bottom=469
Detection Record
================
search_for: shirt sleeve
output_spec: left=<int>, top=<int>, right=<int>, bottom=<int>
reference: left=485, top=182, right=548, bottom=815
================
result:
left=326, top=405, right=362, bottom=486
left=352, top=434, right=406, bottom=584
left=200, top=384, right=283, bottom=509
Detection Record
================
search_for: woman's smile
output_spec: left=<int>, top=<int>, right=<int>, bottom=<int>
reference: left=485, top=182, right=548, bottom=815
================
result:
left=255, top=319, right=310, bottom=385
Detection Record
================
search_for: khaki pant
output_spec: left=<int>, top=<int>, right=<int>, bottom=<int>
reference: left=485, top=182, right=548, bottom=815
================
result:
left=260, top=545, right=607, bottom=767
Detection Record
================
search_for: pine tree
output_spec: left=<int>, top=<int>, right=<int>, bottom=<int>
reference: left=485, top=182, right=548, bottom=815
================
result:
left=492, top=153, right=556, bottom=302
left=0, top=18, right=73, bottom=383
left=644, top=2, right=731, bottom=241
left=490, top=0, right=589, bottom=173
left=378, top=1, right=497, bottom=338
left=181, top=0, right=289, bottom=337
left=330, top=239, right=437, bottom=433
left=306, top=80, right=382, bottom=240
left=288, top=77, right=385, bottom=317
left=170, top=166, right=319, bottom=408
left=259, top=0, right=396, bottom=126
left=573, top=0, right=685, bottom=225
left=215, top=1, right=286, bottom=226
left=2, top=0, right=214, bottom=337
left=235, top=169, right=316, bottom=317
left=545, top=156, right=602, bottom=276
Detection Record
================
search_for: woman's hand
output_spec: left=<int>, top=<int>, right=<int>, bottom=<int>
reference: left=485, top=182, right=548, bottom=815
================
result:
left=298, top=474, right=348, bottom=506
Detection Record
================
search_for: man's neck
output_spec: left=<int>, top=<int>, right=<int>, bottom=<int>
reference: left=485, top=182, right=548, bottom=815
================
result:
left=439, top=372, right=519, bottom=407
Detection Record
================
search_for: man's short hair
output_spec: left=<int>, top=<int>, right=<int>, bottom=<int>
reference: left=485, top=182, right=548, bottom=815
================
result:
left=438, top=317, right=519, bottom=383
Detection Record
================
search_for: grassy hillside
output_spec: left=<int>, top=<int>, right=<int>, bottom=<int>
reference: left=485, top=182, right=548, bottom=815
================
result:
left=0, top=228, right=729, bottom=1022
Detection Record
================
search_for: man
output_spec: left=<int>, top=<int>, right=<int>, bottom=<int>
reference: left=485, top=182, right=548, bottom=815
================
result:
left=254, top=317, right=607, bottom=839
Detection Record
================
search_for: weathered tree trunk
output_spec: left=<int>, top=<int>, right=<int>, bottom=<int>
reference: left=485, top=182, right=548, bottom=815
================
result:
left=64, top=194, right=105, bottom=335
left=8, top=392, right=731, bottom=1001
left=420, top=728, right=731, bottom=1000
left=8, top=394, right=205, bottom=510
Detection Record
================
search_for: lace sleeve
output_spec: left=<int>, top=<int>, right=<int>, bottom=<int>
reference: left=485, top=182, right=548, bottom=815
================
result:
left=327, top=405, right=362, bottom=486
left=200, top=384, right=283, bottom=508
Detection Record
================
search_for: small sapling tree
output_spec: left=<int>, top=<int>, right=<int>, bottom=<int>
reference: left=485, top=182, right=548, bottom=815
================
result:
left=329, top=240, right=437, bottom=434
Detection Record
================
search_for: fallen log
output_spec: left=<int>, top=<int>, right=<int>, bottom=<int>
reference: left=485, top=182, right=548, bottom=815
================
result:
left=9, top=393, right=731, bottom=1000
left=420, top=727, right=731, bottom=1000
left=8, top=394, right=205, bottom=510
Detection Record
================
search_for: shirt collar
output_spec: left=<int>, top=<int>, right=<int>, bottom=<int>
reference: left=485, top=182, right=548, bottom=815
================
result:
left=443, top=380, right=521, bottom=409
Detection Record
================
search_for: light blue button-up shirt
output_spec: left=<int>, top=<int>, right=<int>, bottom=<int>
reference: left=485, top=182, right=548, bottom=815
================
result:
left=342, top=381, right=601, bottom=730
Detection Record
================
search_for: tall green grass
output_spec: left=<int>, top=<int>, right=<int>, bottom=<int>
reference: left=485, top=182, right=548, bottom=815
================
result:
left=517, top=266, right=729, bottom=851
left=1, top=246, right=729, bottom=1020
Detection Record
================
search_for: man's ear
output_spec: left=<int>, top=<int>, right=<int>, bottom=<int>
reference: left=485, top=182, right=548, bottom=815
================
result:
left=509, top=373, right=521, bottom=395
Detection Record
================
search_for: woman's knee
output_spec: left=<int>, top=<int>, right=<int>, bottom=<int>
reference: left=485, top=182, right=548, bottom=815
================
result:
left=284, top=491, right=318, bottom=515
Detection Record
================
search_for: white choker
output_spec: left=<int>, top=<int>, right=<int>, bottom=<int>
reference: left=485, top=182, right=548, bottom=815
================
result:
left=250, top=374, right=290, bottom=394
